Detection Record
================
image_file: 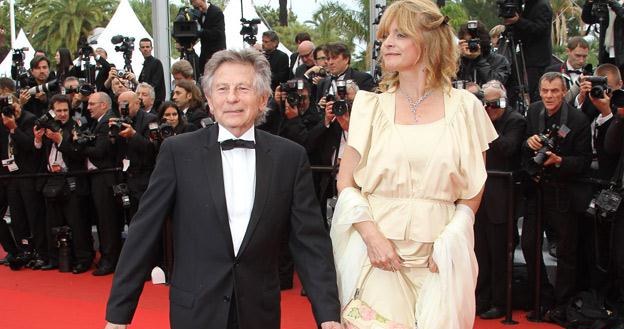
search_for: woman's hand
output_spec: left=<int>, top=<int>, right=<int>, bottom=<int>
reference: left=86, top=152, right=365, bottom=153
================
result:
left=355, top=222, right=402, bottom=272
left=427, top=255, right=438, bottom=273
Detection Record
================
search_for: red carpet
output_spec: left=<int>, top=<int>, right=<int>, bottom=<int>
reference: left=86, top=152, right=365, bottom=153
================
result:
left=0, top=254, right=560, bottom=328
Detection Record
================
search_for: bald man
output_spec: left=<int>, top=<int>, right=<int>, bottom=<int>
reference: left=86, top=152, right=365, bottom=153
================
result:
left=294, top=41, right=316, bottom=79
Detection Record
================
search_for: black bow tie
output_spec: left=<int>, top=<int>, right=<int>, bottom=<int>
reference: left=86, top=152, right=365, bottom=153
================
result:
left=220, top=139, right=255, bottom=150
left=567, top=70, right=582, bottom=75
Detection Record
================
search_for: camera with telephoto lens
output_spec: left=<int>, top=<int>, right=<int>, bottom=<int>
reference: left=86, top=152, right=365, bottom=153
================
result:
left=280, top=79, right=304, bottom=108
left=0, top=95, right=14, bottom=117
left=112, top=183, right=131, bottom=208
left=28, top=79, right=59, bottom=96
left=484, top=97, right=507, bottom=109
left=496, top=0, right=523, bottom=18
left=148, top=121, right=175, bottom=141
left=584, top=76, right=610, bottom=99
left=73, top=117, right=96, bottom=145
left=333, top=80, right=349, bottom=116
left=587, top=186, right=623, bottom=220
left=62, top=79, right=94, bottom=97
left=35, top=110, right=61, bottom=132
left=111, top=35, right=135, bottom=57
left=466, top=21, right=481, bottom=52
left=240, top=18, right=261, bottom=46
left=524, top=124, right=570, bottom=177
left=109, top=103, right=132, bottom=137
left=51, top=225, right=72, bottom=272
left=612, top=89, right=624, bottom=113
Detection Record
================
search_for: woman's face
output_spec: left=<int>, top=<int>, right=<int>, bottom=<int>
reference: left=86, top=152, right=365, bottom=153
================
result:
left=163, top=107, right=180, bottom=127
left=54, top=52, right=60, bottom=64
left=381, top=20, right=422, bottom=72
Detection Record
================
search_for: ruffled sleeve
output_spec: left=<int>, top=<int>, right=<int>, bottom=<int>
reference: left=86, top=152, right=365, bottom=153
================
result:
left=455, top=90, right=498, bottom=200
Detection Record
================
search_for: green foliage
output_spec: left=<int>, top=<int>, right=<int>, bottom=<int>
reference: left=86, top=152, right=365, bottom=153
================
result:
left=461, top=0, right=499, bottom=31
left=440, top=2, right=469, bottom=32
left=0, top=1, right=33, bottom=36
left=256, top=5, right=298, bottom=30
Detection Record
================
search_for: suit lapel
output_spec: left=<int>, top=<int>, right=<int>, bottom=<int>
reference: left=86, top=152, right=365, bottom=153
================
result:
left=202, top=125, right=235, bottom=258
left=236, top=130, right=273, bottom=258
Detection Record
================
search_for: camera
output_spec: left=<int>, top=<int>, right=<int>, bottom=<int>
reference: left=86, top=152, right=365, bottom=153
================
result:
left=466, top=21, right=481, bottom=52
left=309, top=68, right=328, bottom=79
left=172, top=7, right=202, bottom=47
left=73, top=117, right=96, bottom=145
left=496, top=0, right=523, bottom=18
left=484, top=97, right=507, bottom=109
left=148, top=121, right=175, bottom=141
left=10, top=47, right=29, bottom=87
left=280, top=79, right=304, bottom=108
left=587, top=187, right=622, bottom=220
left=51, top=225, right=72, bottom=272
left=591, top=0, right=611, bottom=21
left=28, top=79, right=59, bottom=96
left=240, top=18, right=261, bottom=46
left=109, top=103, right=132, bottom=137
left=333, top=80, right=349, bottom=116
left=612, top=89, right=624, bottom=111
left=112, top=183, right=131, bottom=208
left=524, top=124, right=570, bottom=177
left=584, top=76, right=610, bottom=99
left=0, top=95, right=14, bottom=117
left=35, top=110, right=61, bottom=132
left=111, top=35, right=135, bottom=56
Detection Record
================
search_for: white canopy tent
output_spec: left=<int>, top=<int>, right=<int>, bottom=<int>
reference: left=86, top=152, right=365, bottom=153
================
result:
left=0, top=29, right=35, bottom=78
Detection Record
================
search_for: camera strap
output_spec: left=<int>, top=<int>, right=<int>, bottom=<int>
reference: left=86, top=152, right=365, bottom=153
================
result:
left=538, top=102, right=569, bottom=133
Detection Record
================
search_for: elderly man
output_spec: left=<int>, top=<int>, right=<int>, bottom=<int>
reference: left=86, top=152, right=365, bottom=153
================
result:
left=104, top=49, right=341, bottom=329
left=293, top=40, right=316, bottom=79
left=135, top=83, right=157, bottom=115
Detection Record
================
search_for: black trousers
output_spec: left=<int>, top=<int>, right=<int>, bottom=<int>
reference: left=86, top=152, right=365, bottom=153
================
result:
left=521, top=183, right=579, bottom=307
left=7, top=177, right=45, bottom=257
left=89, top=172, right=121, bottom=266
left=45, top=192, right=94, bottom=266
left=475, top=214, right=509, bottom=308
left=0, top=180, right=18, bottom=255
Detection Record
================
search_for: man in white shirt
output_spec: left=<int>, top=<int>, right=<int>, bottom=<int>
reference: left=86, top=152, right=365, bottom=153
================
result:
left=104, top=49, right=341, bottom=329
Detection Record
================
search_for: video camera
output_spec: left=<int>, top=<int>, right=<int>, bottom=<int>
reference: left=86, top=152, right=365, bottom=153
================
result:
left=148, top=121, right=175, bottom=141
left=591, top=0, right=612, bottom=21
left=111, top=35, right=135, bottom=60
left=333, top=80, right=349, bottom=116
left=466, top=20, right=480, bottom=52
left=0, top=95, right=14, bottom=117
left=172, top=7, right=202, bottom=47
left=496, top=0, right=523, bottom=18
left=109, top=103, right=132, bottom=137
left=35, top=110, right=61, bottom=132
left=584, top=76, right=610, bottom=99
left=587, top=186, right=623, bottom=220
left=240, top=18, right=261, bottom=46
left=28, top=79, right=60, bottom=96
left=10, top=47, right=29, bottom=87
left=62, top=80, right=95, bottom=97
left=112, top=183, right=131, bottom=208
left=280, top=79, right=304, bottom=108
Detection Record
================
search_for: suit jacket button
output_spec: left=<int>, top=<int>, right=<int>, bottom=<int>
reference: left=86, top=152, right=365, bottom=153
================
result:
left=234, top=260, right=240, bottom=267
left=223, top=296, right=231, bottom=302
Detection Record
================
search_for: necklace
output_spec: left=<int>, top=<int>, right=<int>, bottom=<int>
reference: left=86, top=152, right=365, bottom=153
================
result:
left=399, top=89, right=433, bottom=118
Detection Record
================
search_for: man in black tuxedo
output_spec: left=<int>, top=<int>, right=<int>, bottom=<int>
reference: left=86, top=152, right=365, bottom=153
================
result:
left=546, top=36, right=591, bottom=106
left=474, top=81, right=526, bottom=319
left=315, top=42, right=376, bottom=102
left=582, top=0, right=624, bottom=75
left=262, top=31, right=290, bottom=92
left=521, top=72, right=592, bottom=322
left=172, top=79, right=208, bottom=129
left=79, top=92, right=122, bottom=276
left=138, top=39, right=166, bottom=104
left=190, top=0, right=226, bottom=76
left=104, top=49, right=340, bottom=329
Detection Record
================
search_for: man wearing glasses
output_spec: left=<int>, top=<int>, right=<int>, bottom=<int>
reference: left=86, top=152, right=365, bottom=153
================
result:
left=293, top=41, right=316, bottom=79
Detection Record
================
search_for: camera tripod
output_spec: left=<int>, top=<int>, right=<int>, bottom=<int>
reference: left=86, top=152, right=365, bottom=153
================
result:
left=498, top=28, right=530, bottom=115
left=179, top=45, right=201, bottom=82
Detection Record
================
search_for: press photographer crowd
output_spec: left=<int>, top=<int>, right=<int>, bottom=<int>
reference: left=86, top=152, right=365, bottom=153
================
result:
left=0, top=0, right=624, bottom=327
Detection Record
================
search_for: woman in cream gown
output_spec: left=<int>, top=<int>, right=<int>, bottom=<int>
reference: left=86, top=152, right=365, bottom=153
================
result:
left=331, top=1, right=498, bottom=328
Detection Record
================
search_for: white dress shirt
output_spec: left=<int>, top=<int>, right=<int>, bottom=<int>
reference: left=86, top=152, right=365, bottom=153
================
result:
left=218, top=124, right=256, bottom=256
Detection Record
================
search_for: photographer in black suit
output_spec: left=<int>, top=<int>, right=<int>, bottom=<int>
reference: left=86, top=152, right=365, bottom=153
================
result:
left=78, top=92, right=122, bottom=276
left=521, top=72, right=592, bottom=323
left=110, top=91, right=158, bottom=219
left=262, top=31, right=290, bottom=92
left=34, top=95, right=93, bottom=273
left=582, top=0, right=624, bottom=74
left=20, top=56, right=56, bottom=118
left=503, top=0, right=553, bottom=102
left=137, top=39, right=166, bottom=105
left=190, top=0, right=226, bottom=76
left=474, top=81, right=526, bottom=319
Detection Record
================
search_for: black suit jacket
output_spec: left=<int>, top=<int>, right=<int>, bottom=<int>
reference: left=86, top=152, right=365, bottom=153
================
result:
left=509, top=0, right=553, bottom=68
left=106, top=126, right=340, bottom=329
left=582, top=1, right=624, bottom=67
left=139, top=56, right=166, bottom=103
left=316, top=67, right=376, bottom=101
left=480, top=109, right=526, bottom=223
left=0, top=111, right=44, bottom=174
left=185, top=106, right=209, bottom=129
left=198, top=3, right=227, bottom=75
left=77, top=112, right=118, bottom=169
left=46, top=120, right=90, bottom=195
left=266, top=49, right=290, bottom=91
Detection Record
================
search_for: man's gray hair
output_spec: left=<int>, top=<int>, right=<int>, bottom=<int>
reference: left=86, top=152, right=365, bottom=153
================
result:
left=482, top=80, right=507, bottom=99
left=96, top=92, right=112, bottom=110
left=136, top=82, right=155, bottom=100
left=539, top=72, right=568, bottom=91
left=346, top=80, right=359, bottom=94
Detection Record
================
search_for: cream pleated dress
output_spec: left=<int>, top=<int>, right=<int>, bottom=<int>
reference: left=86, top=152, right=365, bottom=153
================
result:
left=341, top=87, right=498, bottom=327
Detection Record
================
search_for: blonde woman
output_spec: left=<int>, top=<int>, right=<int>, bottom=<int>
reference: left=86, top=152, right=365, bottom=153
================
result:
left=331, top=0, right=498, bottom=328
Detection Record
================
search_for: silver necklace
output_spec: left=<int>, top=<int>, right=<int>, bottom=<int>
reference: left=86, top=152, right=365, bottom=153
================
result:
left=399, top=89, right=433, bottom=117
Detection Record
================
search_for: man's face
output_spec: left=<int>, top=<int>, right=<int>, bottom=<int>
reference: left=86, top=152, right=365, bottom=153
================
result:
left=52, top=101, right=70, bottom=124
left=172, top=86, right=192, bottom=108
left=111, top=78, right=129, bottom=96
left=539, top=78, right=567, bottom=113
left=315, top=50, right=328, bottom=68
left=95, top=48, right=107, bottom=59
left=566, top=46, right=589, bottom=69
left=139, top=41, right=153, bottom=58
left=483, top=88, right=505, bottom=121
left=136, top=86, right=154, bottom=109
left=262, top=36, right=278, bottom=52
left=298, top=88, right=310, bottom=111
left=298, top=42, right=315, bottom=67
left=190, top=0, right=208, bottom=12
left=604, top=72, right=624, bottom=91
left=206, top=62, right=268, bottom=135
left=31, top=60, right=50, bottom=84
left=173, top=73, right=192, bottom=84
left=87, top=94, right=107, bottom=119
left=328, top=53, right=350, bottom=76
left=63, top=80, right=79, bottom=105
left=118, top=92, right=141, bottom=117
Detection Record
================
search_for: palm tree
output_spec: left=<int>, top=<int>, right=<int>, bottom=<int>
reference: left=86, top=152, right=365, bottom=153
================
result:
left=551, top=0, right=583, bottom=47
left=29, top=0, right=116, bottom=56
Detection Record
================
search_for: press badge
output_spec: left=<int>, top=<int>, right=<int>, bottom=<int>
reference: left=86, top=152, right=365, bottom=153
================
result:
left=2, top=157, right=18, bottom=172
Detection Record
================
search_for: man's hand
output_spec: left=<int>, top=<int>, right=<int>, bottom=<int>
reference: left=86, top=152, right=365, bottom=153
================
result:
left=543, top=151, right=563, bottom=167
left=577, top=78, right=592, bottom=106
left=2, top=114, right=17, bottom=130
left=274, top=86, right=286, bottom=105
left=284, top=101, right=299, bottom=119
left=19, top=90, right=31, bottom=106
left=503, top=13, right=520, bottom=25
left=324, top=101, right=336, bottom=127
left=104, top=322, right=127, bottom=329
left=45, top=129, right=63, bottom=144
left=526, top=134, right=543, bottom=151
left=320, top=321, right=342, bottom=329
left=336, top=108, right=350, bottom=132
left=33, top=126, right=45, bottom=142
left=118, top=123, right=136, bottom=139
left=458, top=40, right=480, bottom=59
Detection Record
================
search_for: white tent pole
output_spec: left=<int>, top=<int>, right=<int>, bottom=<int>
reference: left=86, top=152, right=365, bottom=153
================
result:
left=153, top=0, right=171, bottom=97
left=9, top=0, right=16, bottom=48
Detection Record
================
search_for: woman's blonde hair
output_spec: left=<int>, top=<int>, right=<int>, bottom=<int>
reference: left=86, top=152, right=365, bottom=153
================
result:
left=376, top=0, right=459, bottom=92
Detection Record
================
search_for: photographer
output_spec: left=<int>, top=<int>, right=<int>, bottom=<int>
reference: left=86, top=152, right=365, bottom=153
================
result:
left=77, top=92, right=122, bottom=276
left=0, top=93, right=47, bottom=269
left=521, top=72, right=592, bottom=323
left=172, top=79, right=208, bottom=129
left=21, top=56, right=56, bottom=117
left=582, top=0, right=624, bottom=73
left=262, top=31, right=290, bottom=91
left=457, top=21, right=511, bottom=85
left=109, top=91, right=157, bottom=219
left=156, top=101, right=196, bottom=137
left=546, top=36, right=591, bottom=106
left=33, top=95, right=93, bottom=273
left=502, top=0, right=553, bottom=102
left=137, top=39, right=166, bottom=105
left=136, top=83, right=157, bottom=116
left=293, top=41, right=316, bottom=79
left=475, top=80, right=527, bottom=319
left=189, top=0, right=226, bottom=75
